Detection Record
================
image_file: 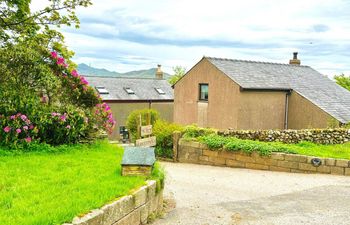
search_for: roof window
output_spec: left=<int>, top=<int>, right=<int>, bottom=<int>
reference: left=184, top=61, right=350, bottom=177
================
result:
left=96, top=86, right=109, bottom=94
left=155, top=88, right=165, bottom=95
left=124, top=87, right=135, bottom=94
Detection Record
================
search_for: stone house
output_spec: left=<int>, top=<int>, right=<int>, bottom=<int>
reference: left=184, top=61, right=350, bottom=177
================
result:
left=87, top=65, right=173, bottom=140
left=173, top=53, right=350, bottom=130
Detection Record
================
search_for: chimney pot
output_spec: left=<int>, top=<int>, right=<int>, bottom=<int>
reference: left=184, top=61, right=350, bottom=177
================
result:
left=156, top=64, right=163, bottom=79
left=289, top=52, right=301, bottom=65
left=293, top=52, right=298, bottom=60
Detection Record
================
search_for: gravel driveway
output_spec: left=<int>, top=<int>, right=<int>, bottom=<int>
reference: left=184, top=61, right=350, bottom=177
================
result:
left=152, top=162, right=350, bottom=225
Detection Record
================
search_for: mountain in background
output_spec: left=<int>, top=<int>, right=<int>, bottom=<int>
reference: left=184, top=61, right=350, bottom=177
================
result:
left=78, top=63, right=172, bottom=79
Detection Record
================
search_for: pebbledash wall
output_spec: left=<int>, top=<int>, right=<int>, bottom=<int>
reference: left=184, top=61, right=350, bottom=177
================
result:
left=218, top=128, right=350, bottom=144
left=176, top=139, right=350, bottom=176
left=63, top=180, right=163, bottom=225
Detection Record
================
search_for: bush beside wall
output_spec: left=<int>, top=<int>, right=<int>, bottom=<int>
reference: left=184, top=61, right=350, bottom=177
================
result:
left=218, top=129, right=350, bottom=144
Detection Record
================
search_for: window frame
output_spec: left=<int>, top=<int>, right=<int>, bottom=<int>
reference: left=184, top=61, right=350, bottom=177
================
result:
left=198, top=83, right=209, bottom=101
left=95, top=86, right=109, bottom=94
left=155, top=88, right=165, bottom=95
left=124, top=87, right=135, bottom=95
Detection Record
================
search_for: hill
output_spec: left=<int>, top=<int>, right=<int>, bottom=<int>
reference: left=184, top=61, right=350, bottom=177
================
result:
left=78, top=63, right=171, bottom=79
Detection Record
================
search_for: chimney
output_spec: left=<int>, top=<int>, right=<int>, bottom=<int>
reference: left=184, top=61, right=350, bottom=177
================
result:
left=289, top=52, right=301, bottom=65
left=156, top=64, right=163, bottom=79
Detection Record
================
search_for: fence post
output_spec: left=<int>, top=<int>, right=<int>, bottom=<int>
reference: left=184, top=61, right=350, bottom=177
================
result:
left=173, top=131, right=181, bottom=162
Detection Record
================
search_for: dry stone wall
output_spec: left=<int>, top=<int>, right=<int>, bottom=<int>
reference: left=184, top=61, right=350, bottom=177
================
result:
left=177, top=139, right=350, bottom=176
left=63, top=180, right=163, bottom=225
left=218, top=128, right=350, bottom=144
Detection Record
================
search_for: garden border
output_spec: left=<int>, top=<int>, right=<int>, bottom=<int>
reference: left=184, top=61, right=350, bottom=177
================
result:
left=63, top=180, right=163, bottom=225
left=176, top=139, right=350, bottom=176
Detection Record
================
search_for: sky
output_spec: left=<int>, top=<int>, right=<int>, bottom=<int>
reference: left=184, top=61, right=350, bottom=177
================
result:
left=31, top=0, right=350, bottom=76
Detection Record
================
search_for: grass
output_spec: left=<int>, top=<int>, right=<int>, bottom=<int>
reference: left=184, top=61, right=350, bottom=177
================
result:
left=285, top=141, right=350, bottom=160
left=198, top=134, right=350, bottom=160
left=0, top=140, right=162, bottom=225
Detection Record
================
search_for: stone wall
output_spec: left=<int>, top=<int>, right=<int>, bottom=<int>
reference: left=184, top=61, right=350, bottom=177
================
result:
left=63, top=180, right=163, bottom=225
left=218, top=128, right=350, bottom=144
left=177, top=139, right=350, bottom=176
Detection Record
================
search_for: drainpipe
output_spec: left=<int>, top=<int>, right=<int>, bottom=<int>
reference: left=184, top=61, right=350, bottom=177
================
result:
left=148, top=100, right=152, bottom=109
left=284, top=91, right=291, bottom=129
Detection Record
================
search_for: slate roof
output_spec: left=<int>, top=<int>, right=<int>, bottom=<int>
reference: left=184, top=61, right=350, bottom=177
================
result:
left=85, top=76, right=173, bottom=101
left=206, top=57, right=350, bottom=123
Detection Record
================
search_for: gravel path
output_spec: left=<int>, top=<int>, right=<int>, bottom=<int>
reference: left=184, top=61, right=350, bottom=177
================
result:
left=152, top=162, right=350, bottom=225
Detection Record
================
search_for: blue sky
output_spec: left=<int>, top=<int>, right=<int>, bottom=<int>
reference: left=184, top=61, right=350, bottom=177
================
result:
left=32, top=0, right=350, bottom=75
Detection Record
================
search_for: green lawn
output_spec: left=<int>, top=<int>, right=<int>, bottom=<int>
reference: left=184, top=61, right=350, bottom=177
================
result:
left=286, top=141, right=350, bottom=160
left=0, top=141, right=158, bottom=225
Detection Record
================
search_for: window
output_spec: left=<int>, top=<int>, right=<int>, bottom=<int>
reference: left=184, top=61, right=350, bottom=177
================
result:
left=155, top=88, right=165, bottom=95
left=95, top=86, right=109, bottom=94
left=199, top=84, right=208, bottom=101
left=124, top=87, right=135, bottom=94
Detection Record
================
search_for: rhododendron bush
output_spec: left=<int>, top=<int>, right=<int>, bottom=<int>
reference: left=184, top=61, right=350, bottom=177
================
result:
left=0, top=49, right=115, bottom=148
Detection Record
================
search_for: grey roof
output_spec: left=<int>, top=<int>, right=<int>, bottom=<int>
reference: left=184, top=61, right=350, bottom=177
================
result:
left=122, top=147, right=155, bottom=166
left=206, top=57, right=350, bottom=123
left=86, top=76, right=173, bottom=101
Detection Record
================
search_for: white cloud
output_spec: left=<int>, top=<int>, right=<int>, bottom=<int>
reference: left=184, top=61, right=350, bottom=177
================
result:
left=31, top=0, right=350, bottom=75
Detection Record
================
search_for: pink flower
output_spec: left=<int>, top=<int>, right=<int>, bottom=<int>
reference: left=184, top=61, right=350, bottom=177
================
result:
left=41, top=96, right=47, bottom=103
left=51, top=51, right=58, bottom=59
left=3, top=126, right=11, bottom=133
left=66, top=125, right=71, bottom=129
left=25, top=137, right=32, bottom=143
left=62, top=63, right=68, bottom=68
left=20, top=115, right=27, bottom=121
left=80, top=77, right=89, bottom=85
left=10, top=115, right=16, bottom=120
left=29, top=124, right=34, bottom=130
left=16, top=128, right=21, bottom=134
left=51, top=112, right=61, bottom=117
left=59, top=114, right=67, bottom=122
left=23, top=126, right=28, bottom=130
left=57, top=57, right=65, bottom=65
left=71, top=70, right=79, bottom=77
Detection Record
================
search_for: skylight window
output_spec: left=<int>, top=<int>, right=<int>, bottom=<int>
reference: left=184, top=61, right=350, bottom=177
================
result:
left=96, top=86, right=109, bottom=94
left=124, top=87, right=135, bottom=94
left=155, top=88, right=165, bottom=95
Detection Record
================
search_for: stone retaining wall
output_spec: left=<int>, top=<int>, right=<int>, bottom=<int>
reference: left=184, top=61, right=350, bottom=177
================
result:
left=218, top=128, right=350, bottom=144
left=177, top=139, right=350, bottom=176
left=63, top=180, right=163, bottom=225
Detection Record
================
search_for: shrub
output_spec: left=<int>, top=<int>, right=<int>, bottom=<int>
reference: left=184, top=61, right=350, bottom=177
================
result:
left=182, top=124, right=216, bottom=139
left=198, top=134, right=294, bottom=156
left=153, top=120, right=184, bottom=158
left=0, top=113, right=39, bottom=148
left=126, top=109, right=159, bottom=142
left=0, top=51, right=116, bottom=149
left=198, top=134, right=226, bottom=149
left=35, top=109, right=90, bottom=145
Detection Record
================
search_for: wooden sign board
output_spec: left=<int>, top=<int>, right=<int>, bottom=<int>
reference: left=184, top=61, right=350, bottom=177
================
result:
left=136, top=136, right=156, bottom=147
left=141, top=125, right=153, bottom=137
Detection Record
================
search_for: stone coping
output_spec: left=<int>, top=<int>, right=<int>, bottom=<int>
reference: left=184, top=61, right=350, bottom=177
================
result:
left=177, top=139, right=350, bottom=176
left=63, top=180, right=163, bottom=225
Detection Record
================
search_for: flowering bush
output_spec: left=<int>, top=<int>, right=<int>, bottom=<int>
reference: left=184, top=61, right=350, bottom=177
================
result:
left=36, top=109, right=90, bottom=145
left=0, top=51, right=116, bottom=149
left=93, top=103, right=116, bottom=134
left=49, top=51, right=100, bottom=108
left=49, top=51, right=116, bottom=135
left=0, top=113, right=38, bottom=148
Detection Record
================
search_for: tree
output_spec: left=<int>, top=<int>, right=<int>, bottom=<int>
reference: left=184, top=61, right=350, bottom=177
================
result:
left=334, top=74, right=350, bottom=91
left=168, top=66, right=186, bottom=85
